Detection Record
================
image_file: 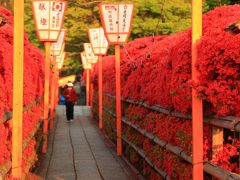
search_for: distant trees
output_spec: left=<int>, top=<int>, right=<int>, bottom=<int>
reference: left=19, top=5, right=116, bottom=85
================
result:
left=204, top=0, right=240, bottom=12
left=1, top=0, right=239, bottom=75
left=60, top=0, right=193, bottom=75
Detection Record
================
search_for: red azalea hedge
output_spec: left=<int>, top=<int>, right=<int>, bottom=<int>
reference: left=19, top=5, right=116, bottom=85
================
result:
left=0, top=6, right=45, bottom=177
left=91, top=4, right=240, bottom=178
left=92, top=5, right=240, bottom=117
left=92, top=93, right=240, bottom=178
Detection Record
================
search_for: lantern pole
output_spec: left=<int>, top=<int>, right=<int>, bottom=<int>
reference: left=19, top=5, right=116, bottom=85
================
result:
left=54, top=69, right=59, bottom=109
left=42, top=42, right=51, bottom=153
left=98, top=2, right=134, bottom=156
left=192, top=0, right=203, bottom=179
left=115, top=44, right=122, bottom=156
left=12, top=0, right=24, bottom=178
left=88, top=28, right=108, bottom=128
left=32, top=0, right=66, bottom=153
left=86, top=69, right=90, bottom=106
left=90, top=69, right=94, bottom=119
left=50, top=55, right=56, bottom=129
left=98, top=55, right=103, bottom=128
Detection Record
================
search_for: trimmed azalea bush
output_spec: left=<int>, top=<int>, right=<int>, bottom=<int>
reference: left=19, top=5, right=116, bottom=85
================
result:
left=91, top=5, right=240, bottom=178
left=0, top=7, right=44, bottom=177
left=92, top=5, right=240, bottom=117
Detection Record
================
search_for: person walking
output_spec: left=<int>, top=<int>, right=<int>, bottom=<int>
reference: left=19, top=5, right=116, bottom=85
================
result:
left=63, top=82, right=77, bottom=122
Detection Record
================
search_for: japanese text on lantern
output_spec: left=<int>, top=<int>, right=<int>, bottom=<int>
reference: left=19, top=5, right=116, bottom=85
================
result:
left=51, top=2, right=64, bottom=29
left=103, top=5, right=118, bottom=33
left=99, top=3, right=134, bottom=44
left=34, top=2, right=50, bottom=30
left=118, top=4, right=133, bottom=33
left=121, top=5, right=127, bottom=32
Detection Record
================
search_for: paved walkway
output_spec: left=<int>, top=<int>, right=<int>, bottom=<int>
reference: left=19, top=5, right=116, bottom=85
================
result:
left=37, top=106, right=132, bottom=180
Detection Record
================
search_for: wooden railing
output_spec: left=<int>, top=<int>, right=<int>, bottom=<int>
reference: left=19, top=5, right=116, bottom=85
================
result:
left=104, top=93, right=240, bottom=132
left=0, top=97, right=43, bottom=179
left=92, top=92, right=240, bottom=179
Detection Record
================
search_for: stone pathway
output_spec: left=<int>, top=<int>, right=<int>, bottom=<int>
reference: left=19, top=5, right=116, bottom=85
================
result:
left=36, top=106, right=132, bottom=180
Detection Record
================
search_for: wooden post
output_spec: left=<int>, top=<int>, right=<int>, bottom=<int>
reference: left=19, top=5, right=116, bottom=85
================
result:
left=42, top=42, right=51, bottom=153
left=50, top=56, right=56, bottom=129
left=12, top=0, right=24, bottom=178
left=86, top=69, right=90, bottom=106
left=115, top=45, right=122, bottom=156
left=192, top=0, right=203, bottom=179
left=98, top=55, right=103, bottom=129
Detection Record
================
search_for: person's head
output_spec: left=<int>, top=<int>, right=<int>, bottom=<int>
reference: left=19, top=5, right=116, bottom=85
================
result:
left=67, top=82, right=74, bottom=89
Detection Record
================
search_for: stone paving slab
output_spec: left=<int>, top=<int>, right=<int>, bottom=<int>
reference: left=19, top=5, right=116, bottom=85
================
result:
left=36, top=106, right=131, bottom=180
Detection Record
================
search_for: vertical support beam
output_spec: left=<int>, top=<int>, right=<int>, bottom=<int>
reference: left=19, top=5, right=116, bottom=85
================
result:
left=50, top=56, right=56, bottom=129
left=12, top=0, right=24, bottom=178
left=54, top=70, right=58, bottom=109
left=42, top=42, right=51, bottom=153
left=55, top=70, right=59, bottom=108
left=86, top=69, right=90, bottom=106
left=90, top=76, right=94, bottom=119
left=115, top=45, right=122, bottom=156
left=212, top=127, right=223, bottom=159
left=192, top=0, right=203, bottom=179
left=98, top=55, right=103, bottom=129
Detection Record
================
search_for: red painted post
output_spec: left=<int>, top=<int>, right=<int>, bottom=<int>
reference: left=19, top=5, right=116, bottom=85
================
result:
left=192, top=0, right=203, bottom=179
left=98, top=55, right=103, bottom=128
left=52, top=69, right=58, bottom=120
left=50, top=56, right=56, bottom=129
left=115, top=44, right=122, bottom=156
left=55, top=70, right=59, bottom=109
left=42, top=42, right=51, bottom=153
left=12, top=0, right=24, bottom=177
left=86, top=69, right=90, bottom=106
left=90, top=74, right=94, bottom=119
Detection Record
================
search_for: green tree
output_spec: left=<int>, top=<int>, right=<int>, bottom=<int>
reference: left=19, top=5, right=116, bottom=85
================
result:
left=203, top=0, right=240, bottom=12
left=132, top=0, right=191, bottom=38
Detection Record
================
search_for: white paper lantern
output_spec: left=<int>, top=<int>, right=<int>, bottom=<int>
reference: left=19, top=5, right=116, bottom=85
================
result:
left=99, top=3, right=134, bottom=44
left=88, top=28, right=109, bottom=55
left=32, top=0, right=67, bottom=41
